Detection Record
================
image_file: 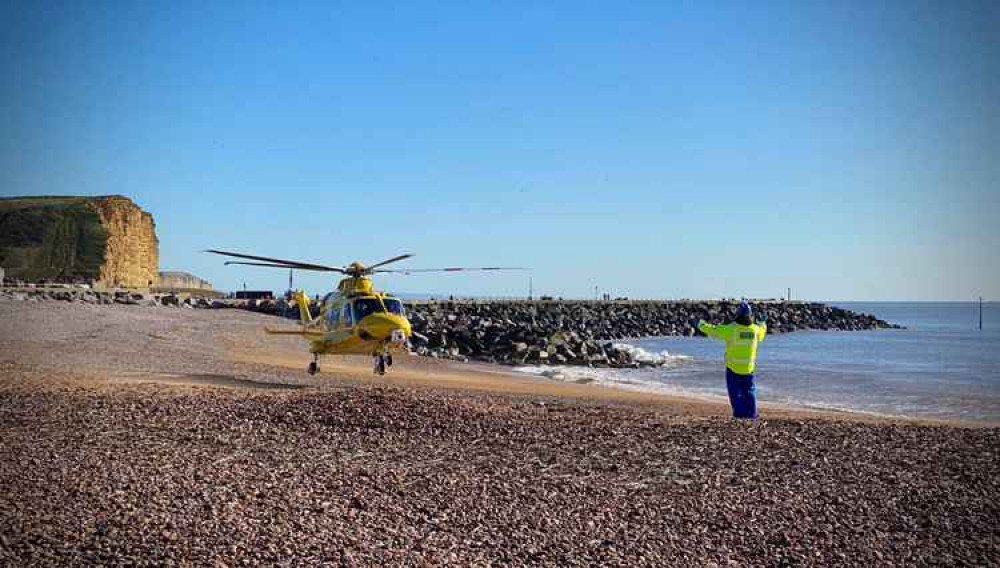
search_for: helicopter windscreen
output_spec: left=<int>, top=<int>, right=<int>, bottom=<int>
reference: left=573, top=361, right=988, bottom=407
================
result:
left=353, top=298, right=381, bottom=320
left=352, top=297, right=405, bottom=320
left=383, top=298, right=405, bottom=315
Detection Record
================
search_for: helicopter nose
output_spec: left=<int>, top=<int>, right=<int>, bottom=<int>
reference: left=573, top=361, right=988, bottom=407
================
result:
left=359, top=313, right=411, bottom=341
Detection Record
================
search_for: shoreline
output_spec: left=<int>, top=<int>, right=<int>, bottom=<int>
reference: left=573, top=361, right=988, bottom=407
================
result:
left=226, top=343, right=994, bottom=428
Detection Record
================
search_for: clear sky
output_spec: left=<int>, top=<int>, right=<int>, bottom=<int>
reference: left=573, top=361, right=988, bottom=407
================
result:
left=1, top=1, right=997, bottom=300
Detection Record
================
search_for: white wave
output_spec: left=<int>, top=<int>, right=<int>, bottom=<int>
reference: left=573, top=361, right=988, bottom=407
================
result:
left=512, top=363, right=727, bottom=402
left=609, top=343, right=693, bottom=366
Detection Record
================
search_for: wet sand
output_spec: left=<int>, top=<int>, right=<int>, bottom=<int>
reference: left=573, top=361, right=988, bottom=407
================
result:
left=1, top=300, right=997, bottom=565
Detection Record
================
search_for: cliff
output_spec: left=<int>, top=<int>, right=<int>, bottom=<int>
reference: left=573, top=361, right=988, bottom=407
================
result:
left=157, top=271, right=213, bottom=291
left=0, top=195, right=159, bottom=288
left=88, top=196, right=159, bottom=288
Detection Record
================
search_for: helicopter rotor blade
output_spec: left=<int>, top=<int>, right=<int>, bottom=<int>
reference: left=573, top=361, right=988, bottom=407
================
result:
left=365, top=254, right=414, bottom=271
left=224, top=261, right=340, bottom=272
left=206, top=249, right=345, bottom=273
left=374, top=267, right=528, bottom=274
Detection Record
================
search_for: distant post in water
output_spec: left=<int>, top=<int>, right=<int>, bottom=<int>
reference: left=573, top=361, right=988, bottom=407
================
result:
left=980, top=296, right=983, bottom=330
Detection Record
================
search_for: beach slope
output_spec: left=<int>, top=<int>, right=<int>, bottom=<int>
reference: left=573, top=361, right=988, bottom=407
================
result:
left=1, top=301, right=996, bottom=565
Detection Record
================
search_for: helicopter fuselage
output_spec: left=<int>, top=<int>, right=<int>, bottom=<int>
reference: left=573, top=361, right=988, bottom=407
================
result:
left=281, top=276, right=412, bottom=357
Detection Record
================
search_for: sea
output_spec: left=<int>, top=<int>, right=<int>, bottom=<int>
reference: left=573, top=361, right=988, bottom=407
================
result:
left=515, top=302, right=999, bottom=423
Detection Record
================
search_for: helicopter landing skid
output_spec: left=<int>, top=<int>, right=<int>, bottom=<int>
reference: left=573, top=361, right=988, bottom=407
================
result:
left=373, top=344, right=394, bottom=376
left=308, top=353, right=320, bottom=375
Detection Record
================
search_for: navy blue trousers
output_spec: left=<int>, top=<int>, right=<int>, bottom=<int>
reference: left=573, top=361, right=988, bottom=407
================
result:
left=726, top=368, right=758, bottom=419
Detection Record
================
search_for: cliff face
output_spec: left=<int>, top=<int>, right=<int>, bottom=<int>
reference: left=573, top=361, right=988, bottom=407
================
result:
left=0, top=195, right=159, bottom=288
left=88, top=196, right=159, bottom=288
left=157, top=271, right=213, bottom=291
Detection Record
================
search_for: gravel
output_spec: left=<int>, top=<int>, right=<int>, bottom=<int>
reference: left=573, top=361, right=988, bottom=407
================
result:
left=1, top=300, right=997, bottom=566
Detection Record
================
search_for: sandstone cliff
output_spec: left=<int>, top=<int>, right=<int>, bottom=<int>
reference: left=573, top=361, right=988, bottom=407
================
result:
left=157, top=271, right=213, bottom=291
left=88, top=196, right=159, bottom=288
left=0, top=195, right=158, bottom=288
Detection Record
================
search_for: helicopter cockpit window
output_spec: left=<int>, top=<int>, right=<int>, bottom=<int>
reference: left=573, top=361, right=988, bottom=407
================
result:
left=352, top=298, right=382, bottom=321
left=383, top=299, right=404, bottom=315
left=342, top=304, right=353, bottom=326
left=327, top=305, right=340, bottom=326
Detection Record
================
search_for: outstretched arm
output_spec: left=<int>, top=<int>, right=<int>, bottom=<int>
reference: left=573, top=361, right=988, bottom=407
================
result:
left=697, top=320, right=727, bottom=340
left=756, top=312, right=768, bottom=341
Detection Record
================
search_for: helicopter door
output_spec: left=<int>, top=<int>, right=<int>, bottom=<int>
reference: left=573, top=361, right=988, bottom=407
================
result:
left=342, top=304, right=353, bottom=328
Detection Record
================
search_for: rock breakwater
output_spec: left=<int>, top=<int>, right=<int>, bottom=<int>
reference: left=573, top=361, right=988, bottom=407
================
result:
left=403, top=300, right=899, bottom=367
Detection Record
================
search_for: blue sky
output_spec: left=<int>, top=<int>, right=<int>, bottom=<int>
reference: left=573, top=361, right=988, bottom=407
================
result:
left=1, top=1, right=997, bottom=300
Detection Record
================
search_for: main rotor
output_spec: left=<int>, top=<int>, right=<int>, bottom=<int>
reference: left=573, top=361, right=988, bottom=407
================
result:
left=205, top=250, right=524, bottom=279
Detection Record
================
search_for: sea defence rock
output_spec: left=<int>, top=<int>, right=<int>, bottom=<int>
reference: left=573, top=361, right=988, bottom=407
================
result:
left=0, top=195, right=158, bottom=288
left=401, top=300, right=900, bottom=367
left=0, top=288, right=209, bottom=308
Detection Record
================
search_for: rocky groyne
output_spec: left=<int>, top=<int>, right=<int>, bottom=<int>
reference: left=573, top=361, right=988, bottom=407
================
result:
left=402, top=300, right=899, bottom=367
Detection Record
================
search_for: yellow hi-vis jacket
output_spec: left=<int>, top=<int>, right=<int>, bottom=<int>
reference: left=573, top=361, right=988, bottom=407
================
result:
left=698, top=320, right=767, bottom=375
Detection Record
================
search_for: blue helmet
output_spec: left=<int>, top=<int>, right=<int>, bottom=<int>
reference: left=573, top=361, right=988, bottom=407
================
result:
left=736, top=301, right=753, bottom=320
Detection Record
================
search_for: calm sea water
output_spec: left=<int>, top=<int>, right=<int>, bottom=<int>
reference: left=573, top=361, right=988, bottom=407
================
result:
left=518, top=302, right=999, bottom=422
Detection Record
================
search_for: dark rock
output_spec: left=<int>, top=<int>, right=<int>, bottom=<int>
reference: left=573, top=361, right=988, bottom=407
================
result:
left=396, top=300, right=899, bottom=368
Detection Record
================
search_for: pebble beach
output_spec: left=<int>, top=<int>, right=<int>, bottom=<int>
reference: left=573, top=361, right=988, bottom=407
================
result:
left=1, top=301, right=997, bottom=565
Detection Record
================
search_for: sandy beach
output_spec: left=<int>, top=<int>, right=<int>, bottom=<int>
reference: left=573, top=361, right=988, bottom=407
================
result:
left=1, top=300, right=997, bottom=565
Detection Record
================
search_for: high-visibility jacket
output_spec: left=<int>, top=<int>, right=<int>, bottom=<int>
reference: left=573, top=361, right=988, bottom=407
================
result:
left=698, top=320, right=767, bottom=375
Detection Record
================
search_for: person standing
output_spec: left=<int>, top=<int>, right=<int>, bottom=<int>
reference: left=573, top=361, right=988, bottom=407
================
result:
left=692, top=302, right=768, bottom=419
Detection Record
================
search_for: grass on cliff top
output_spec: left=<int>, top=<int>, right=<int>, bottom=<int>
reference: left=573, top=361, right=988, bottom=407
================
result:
left=0, top=195, right=130, bottom=211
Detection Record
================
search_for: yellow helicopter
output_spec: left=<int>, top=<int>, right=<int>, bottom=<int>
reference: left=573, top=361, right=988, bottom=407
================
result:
left=207, top=250, right=521, bottom=375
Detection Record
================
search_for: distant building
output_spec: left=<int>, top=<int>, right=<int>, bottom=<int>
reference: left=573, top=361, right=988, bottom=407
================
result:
left=234, top=290, right=273, bottom=300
